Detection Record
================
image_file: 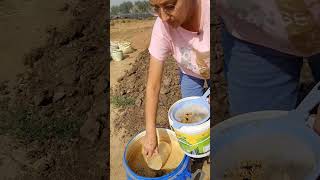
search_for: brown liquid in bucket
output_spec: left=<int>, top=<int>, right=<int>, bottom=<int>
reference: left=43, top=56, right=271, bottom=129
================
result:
left=175, top=105, right=209, bottom=124
left=126, top=129, right=185, bottom=177
left=178, top=112, right=208, bottom=124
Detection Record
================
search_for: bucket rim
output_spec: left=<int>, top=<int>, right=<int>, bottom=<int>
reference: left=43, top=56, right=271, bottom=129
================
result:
left=184, top=150, right=210, bottom=158
left=168, top=96, right=210, bottom=128
left=212, top=110, right=320, bottom=179
left=122, top=128, right=190, bottom=179
left=170, top=119, right=210, bottom=132
left=111, top=49, right=123, bottom=52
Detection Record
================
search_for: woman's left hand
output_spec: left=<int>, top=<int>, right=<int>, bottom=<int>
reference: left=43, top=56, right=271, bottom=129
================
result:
left=314, top=105, right=320, bottom=135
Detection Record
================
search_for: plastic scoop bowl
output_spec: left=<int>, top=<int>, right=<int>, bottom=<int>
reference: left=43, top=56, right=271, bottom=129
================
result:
left=143, top=141, right=172, bottom=170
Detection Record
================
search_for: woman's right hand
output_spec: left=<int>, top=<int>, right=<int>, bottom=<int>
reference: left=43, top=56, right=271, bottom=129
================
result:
left=143, top=131, right=158, bottom=158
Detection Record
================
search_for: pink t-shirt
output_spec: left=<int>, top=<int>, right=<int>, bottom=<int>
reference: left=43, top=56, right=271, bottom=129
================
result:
left=217, top=0, right=320, bottom=57
left=148, top=0, right=210, bottom=80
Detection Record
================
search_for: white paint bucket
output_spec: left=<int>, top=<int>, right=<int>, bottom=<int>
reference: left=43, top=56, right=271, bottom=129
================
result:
left=111, top=49, right=123, bottom=61
left=119, top=41, right=133, bottom=54
left=110, top=41, right=119, bottom=49
left=168, top=96, right=210, bottom=158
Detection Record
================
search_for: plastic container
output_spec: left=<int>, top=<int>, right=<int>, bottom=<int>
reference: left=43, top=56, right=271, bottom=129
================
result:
left=123, top=128, right=192, bottom=180
left=110, top=41, right=119, bottom=49
left=212, top=111, right=320, bottom=180
left=110, top=46, right=117, bottom=52
left=168, top=96, right=210, bottom=158
left=111, top=49, right=123, bottom=61
left=119, top=41, right=133, bottom=54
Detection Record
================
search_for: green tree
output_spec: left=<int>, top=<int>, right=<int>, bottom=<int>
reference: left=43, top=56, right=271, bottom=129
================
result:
left=111, top=6, right=120, bottom=15
left=134, top=1, right=150, bottom=13
left=119, top=1, right=133, bottom=14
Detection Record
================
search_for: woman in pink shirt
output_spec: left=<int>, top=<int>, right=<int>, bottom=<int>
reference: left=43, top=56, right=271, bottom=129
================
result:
left=144, top=0, right=210, bottom=157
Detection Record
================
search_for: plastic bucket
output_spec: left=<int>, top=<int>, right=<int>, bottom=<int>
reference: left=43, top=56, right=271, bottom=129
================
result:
left=212, top=111, right=320, bottom=180
left=119, top=41, right=133, bottom=54
left=168, top=96, right=210, bottom=158
left=123, top=128, right=192, bottom=180
left=110, top=41, right=119, bottom=48
left=110, top=46, right=117, bottom=52
left=111, top=49, right=123, bottom=61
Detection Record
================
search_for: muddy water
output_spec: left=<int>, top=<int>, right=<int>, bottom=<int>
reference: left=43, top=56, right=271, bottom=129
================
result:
left=176, top=105, right=209, bottom=124
left=127, top=136, right=185, bottom=178
left=178, top=112, right=208, bottom=124
left=0, top=0, right=71, bottom=83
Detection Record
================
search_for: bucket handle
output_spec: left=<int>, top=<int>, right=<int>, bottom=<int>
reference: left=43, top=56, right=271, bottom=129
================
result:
left=296, top=81, right=320, bottom=115
left=201, top=88, right=210, bottom=103
left=186, top=169, right=206, bottom=180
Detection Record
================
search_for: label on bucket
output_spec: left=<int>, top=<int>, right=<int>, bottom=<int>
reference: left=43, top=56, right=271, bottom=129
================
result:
left=174, top=129, right=210, bottom=156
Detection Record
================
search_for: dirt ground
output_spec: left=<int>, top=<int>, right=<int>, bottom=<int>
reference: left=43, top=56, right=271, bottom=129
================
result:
left=212, top=17, right=229, bottom=125
left=0, top=0, right=108, bottom=179
left=110, top=19, right=210, bottom=179
left=0, top=0, right=72, bottom=83
left=0, top=0, right=73, bottom=178
left=110, top=19, right=155, bottom=179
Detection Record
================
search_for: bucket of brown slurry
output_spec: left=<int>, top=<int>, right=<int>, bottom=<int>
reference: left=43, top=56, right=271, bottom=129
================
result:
left=123, top=128, right=191, bottom=179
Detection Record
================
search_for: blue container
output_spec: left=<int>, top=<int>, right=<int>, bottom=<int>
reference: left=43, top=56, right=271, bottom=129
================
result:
left=123, top=129, right=192, bottom=180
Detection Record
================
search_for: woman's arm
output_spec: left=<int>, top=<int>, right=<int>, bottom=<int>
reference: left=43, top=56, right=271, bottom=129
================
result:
left=144, top=56, right=164, bottom=157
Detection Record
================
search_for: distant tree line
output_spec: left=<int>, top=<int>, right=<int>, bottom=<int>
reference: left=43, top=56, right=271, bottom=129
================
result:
left=111, top=1, right=150, bottom=15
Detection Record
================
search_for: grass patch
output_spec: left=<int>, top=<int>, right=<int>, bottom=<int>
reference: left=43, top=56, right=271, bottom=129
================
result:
left=111, top=96, right=135, bottom=108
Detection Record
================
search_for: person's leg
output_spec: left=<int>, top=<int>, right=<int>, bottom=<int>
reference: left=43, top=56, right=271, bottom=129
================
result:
left=308, top=54, right=320, bottom=82
left=179, top=71, right=205, bottom=98
left=221, top=25, right=303, bottom=115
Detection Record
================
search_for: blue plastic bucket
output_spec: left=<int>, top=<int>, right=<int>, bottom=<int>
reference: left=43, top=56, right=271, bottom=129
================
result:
left=123, top=128, right=192, bottom=180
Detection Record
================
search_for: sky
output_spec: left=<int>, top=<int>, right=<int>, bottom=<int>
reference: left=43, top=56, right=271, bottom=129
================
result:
left=110, top=0, right=142, bottom=6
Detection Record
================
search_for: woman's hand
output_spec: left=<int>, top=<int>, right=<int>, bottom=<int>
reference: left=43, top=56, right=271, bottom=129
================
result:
left=143, top=131, right=158, bottom=158
left=313, top=105, right=320, bottom=135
